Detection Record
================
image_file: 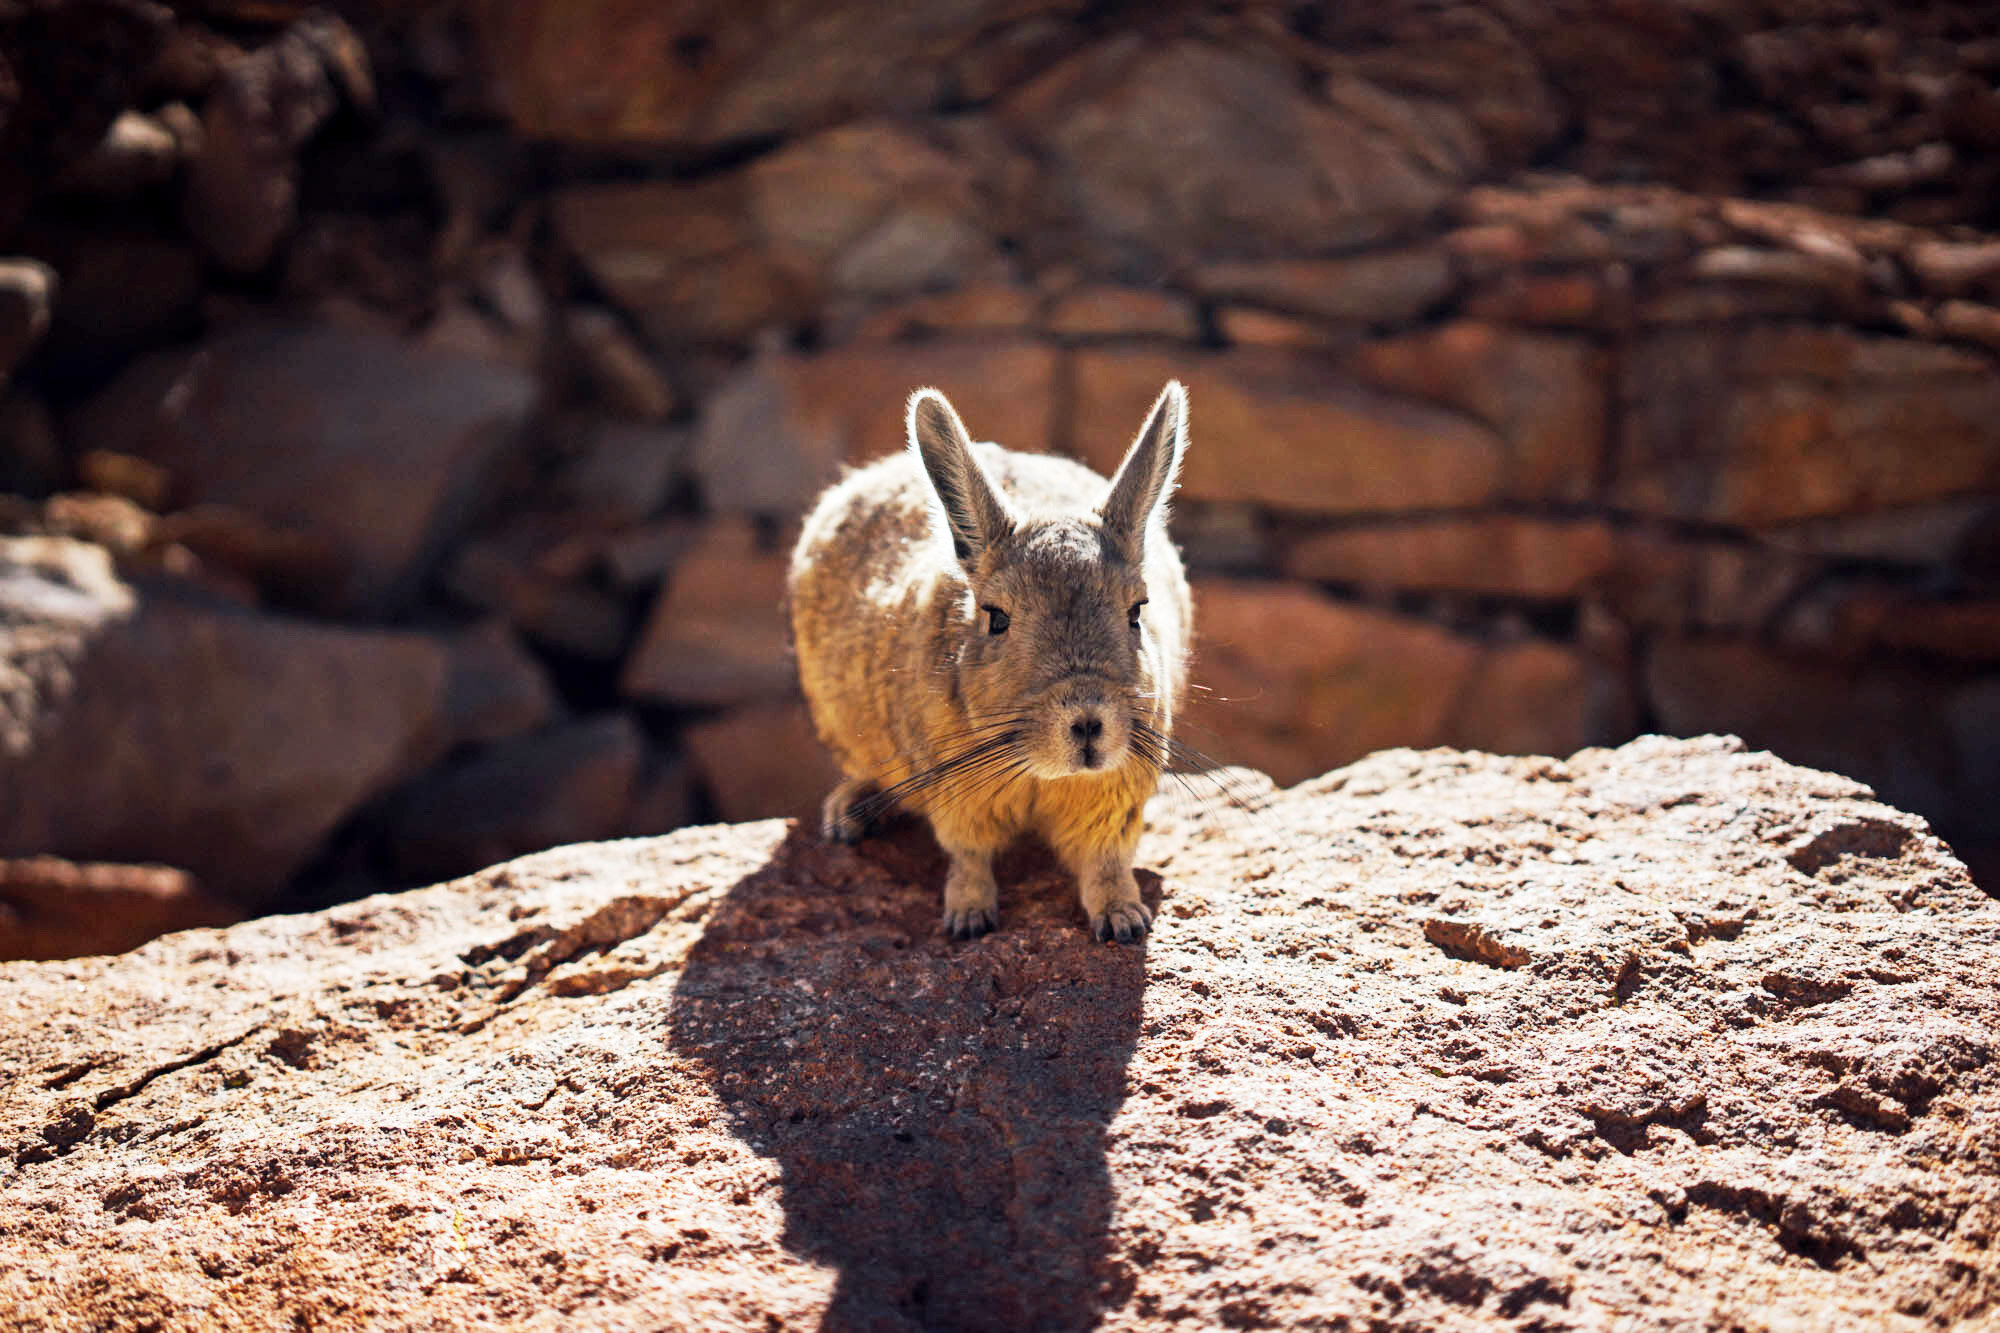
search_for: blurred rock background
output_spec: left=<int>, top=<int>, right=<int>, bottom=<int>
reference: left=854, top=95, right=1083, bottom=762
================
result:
left=3, top=0, right=1999, bottom=958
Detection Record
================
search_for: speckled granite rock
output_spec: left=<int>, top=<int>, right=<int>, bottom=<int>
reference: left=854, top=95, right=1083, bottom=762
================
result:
left=0, top=735, right=1995, bottom=1330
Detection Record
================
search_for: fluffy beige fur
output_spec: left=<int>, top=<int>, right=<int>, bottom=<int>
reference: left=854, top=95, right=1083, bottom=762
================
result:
left=788, top=382, right=1192, bottom=942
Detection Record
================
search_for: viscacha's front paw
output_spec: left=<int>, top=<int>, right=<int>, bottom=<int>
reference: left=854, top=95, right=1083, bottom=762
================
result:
left=942, top=904, right=999, bottom=940
left=819, top=779, right=877, bottom=845
left=1090, top=899, right=1152, bottom=945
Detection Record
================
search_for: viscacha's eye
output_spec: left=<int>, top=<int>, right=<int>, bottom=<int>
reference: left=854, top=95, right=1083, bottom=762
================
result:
left=984, top=605, right=1010, bottom=636
left=1128, top=599, right=1148, bottom=630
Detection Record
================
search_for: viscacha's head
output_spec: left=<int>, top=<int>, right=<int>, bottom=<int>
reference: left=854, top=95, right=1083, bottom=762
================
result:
left=908, top=381, right=1188, bottom=782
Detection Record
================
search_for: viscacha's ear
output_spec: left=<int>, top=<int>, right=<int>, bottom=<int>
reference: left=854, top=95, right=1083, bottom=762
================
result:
left=1099, top=379, right=1186, bottom=560
left=908, top=387, right=1014, bottom=565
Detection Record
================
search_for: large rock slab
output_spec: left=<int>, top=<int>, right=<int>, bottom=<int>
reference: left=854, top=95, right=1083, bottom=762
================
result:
left=618, top=519, right=793, bottom=707
left=1615, top=326, right=2000, bottom=525
left=692, top=340, right=1057, bottom=513
left=1185, top=579, right=1619, bottom=784
left=554, top=121, right=1006, bottom=351
left=1073, top=347, right=1508, bottom=514
left=71, top=320, right=537, bottom=614
left=0, top=537, right=451, bottom=902
left=1002, top=39, right=1479, bottom=262
left=0, top=736, right=1994, bottom=1329
left=474, top=0, right=1082, bottom=147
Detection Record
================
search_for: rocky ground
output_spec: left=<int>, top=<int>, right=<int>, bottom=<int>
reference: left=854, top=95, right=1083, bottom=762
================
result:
left=1, top=736, right=1994, bottom=1330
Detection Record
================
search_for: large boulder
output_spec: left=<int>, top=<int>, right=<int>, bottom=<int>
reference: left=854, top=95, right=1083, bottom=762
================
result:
left=0, top=537, right=452, bottom=902
left=1615, top=326, right=2000, bottom=525
left=691, top=341, right=1057, bottom=513
left=71, top=320, right=537, bottom=615
left=554, top=122, right=1007, bottom=350
left=0, top=736, right=1993, bottom=1328
left=1001, top=39, right=1482, bottom=263
left=1184, top=579, right=1623, bottom=784
left=474, top=0, right=1082, bottom=147
left=1072, top=347, right=1508, bottom=514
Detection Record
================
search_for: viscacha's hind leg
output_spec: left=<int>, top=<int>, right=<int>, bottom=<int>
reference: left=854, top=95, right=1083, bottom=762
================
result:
left=820, top=777, right=881, bottom=844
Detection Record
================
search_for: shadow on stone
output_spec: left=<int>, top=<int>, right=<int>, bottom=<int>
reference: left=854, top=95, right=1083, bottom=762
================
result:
left=668, top=820, right=1151, bottom=1331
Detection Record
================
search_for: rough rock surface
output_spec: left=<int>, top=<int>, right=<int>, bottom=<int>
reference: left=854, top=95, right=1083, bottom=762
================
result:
left=1, top=736, right=1994, bottom=1330
left=0, top=537, right=451, bottom=905
left=72, top=319, right=537, bottom=615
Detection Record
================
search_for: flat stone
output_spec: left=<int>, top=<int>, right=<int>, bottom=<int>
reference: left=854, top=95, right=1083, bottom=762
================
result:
left=619, top=519, right=793, bottom=708
left=0, top=856, right=238, bottom=963
left=3, top=737, right=1992, bottom=1328
left=1187, top=578, right=1619, bottom=784
left=1906, top=239, right=2000, bottom=297
left=1073, top=347, right=1507, bottom=514
left=1193, top=248, right=1455, bottom=326
left=1347, top=321, right=1608, bottom=502
left=440, top=619, right=558, bottom=751
left=1615, top=325, right=2000, bottom=524
left=844, top=282, right=1041, bottom=341
left=1461, top=270, right=1609, bottom=328
left=1935, top=300, right=2000, bottom=356
left=1002, top=40, right=1476, bottom=261
left=379, top=714, right=646, bottom=883
left=1043, top=285, right=1199, bottom=339
left=681, top=700, right=842, bottom=824
left=442, top=539, right=631, bottom=663
left=550, top=419, right=688, bottom=527
left=1284, top=516, right=1618, bottom=599
left=692, top=340, right=1058, bottom=514
left=1184, top=579, right=1479, bottom=786
left=473, top=0, right=1076, bottom=146
left=747, top=123, right=996, bottom=300
left=553, top=178, right=805, bottom=348
left=0, top=536, right=450, bottom=902
left=1214, top=307, right=1351, bottom=349
left=72, top=319, right=537, bottom=614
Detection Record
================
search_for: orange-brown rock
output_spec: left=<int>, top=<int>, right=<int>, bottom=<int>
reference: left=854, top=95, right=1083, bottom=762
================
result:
left=692, top=341, right=1058, bottom=513
left=552, top=178, right=805, bottom=348
left=1615, top=326, right=2000, bottom=524
left=681, top=700, right=842, bottom=824
left=1042, top=285, right=1198, bottom=339
left=1073, top=348, right=1507, bottom=514
left=1193, top=247, right=1456, bottom=326
left=0, top=856, right=237, bottom=962
left=618, top=518, right=793, bottom=708
left=0, top=536, right=451, bottom=901
left=1284, top=516, right=1618, bottom=599
left=1184, top=579, right=1611, bottom=784
left=1461, top=270, right=1611, bottom=328
left=1347, top=321, right=1608, bottom=501
left=1001, top=40, right=1479, bottom=262
left=1214, top=307, right=1350, bottom=349
left=846, top=282, right=1040, bottom=342
left=71, top=319, right=537, bottom=615
left=474, top=0, right=1078, bottom=147
left=2, top=737, right=1994, bottom=1328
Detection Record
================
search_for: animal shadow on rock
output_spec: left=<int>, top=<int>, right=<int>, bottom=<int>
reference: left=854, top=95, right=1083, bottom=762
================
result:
left=667, top=820, right=1152, bottom=1332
